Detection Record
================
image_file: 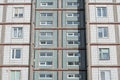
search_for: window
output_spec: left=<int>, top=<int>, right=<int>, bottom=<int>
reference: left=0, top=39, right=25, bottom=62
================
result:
left=11, top=71, right=21, bottom=80
left=40, top=2, right=53, bottom=6
left=67, top=2, right=79, bottom=6
left=68, top=61, right=80, bottom=66
left=39, top=61, right=53, bottom=66
left=67, top=74, right=80, bottom=79
left=97, top=7, right=107, bottom=17
left=40, top=74, right=53, bottom=79
left=67, top=32, right=80, bottom=37
left=100, top=71, right=111, bottom=80
left=67, top=40, right=80, bottom=45
left=67, top=13, right=79, bottom=17
left=99, top=48, right=110, bottom=60
left=40, top=13, right=53, bottom=17
left=11, top=49, right=21, bottom=59
left=40, top=32, right=53, bottom=37
left=13, top=7, right=24, bottom=18
left=12, top=27, right=23, bottom=38
left=40, top=40, right=53, bottom=45
left=98, top=27, right=108, bottom=38
left=40, top=52, right=53, bottom=57
left=67, top=52, right=80, bottom=57
left=67, top=21, right=80, bottom=25
left=40, top=21, right=53, bottom=25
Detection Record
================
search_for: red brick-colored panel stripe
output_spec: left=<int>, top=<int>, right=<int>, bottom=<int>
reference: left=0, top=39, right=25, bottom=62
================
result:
left=0, top=43, right=30, bottom=46
left=88, top=3, right=120, bottom=5
left=90, top=43, right=120, bottom=46
left=0, top=3, right=31, bottom=5
left=0, top=65, right=29, bottom=68
left=89, top=22, right=120, bottom=25
left=33, top=69, right=87, bottom=71
left=91, top=66, right=120, bottom=68
left=35, top=9, right=85, bottom=11
left=0, top=22, right=30, bottom=25
left=34, top=28, right=86, bottom=30
left=34, top=48, right=86, bottom=50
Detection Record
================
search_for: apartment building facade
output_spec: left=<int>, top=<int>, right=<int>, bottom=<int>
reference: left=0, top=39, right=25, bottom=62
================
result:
left=0, top=0, right=120, bottom=80
left=0, top=0, right=31, bottom=80
left=33, top=0, right=87, bottom=80
left=87, top=0, right=120, bottom=80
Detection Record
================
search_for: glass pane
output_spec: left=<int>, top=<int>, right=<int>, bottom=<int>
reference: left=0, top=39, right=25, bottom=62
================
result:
left=16, top=50, right=21, bottom=58
left=11, top=71, right=15, bottom=80
left=48, top=2, right=53, bottom=5
left=68, top=62, right=73, bottom=65
left=74, top=41, right=78, bottom=44
left=47, top=21, right=53, bottom=25
left=18, top=28, right=22, bottom=38
left=67, top=2, right=72, bottom=6
left=47, top=41, right=53, bottom=44
left=15, top=71, right=20, bottom=80
left=41, top=13, right=46, bottom=16
left=40, top=53, right=45, bottom=56
left=14, top=28, right=17, bottom=37
left=67, top=21, right=72, bottom=24
left=75, top=74, right=80, bottom=78
left=47, top=52, right=53, bottom=56
left=40, top=74, right=45, bottom=78
left=41, top=41, right=46, bottom=44
left=46, top=74, right=52, bottom=78
left=68, top=41, right=73, bottom=44
left=47, top=13, right=53, bottom=16
left=103, top=8, right=107, bottom=17
left=12, top=49, right=15, bottom=59
left=68, top=53, right=74, bottom=56
left=104, top=28, right=108, bottom=37
left=47, top=32, right=53, bottom=36
left=101, top=72, right=105, bottom=80
left=40, top=32, right=46, bottom=36
left=47, top=62, right=52, bottom=65
left=97, top=8, right=101, bottom=16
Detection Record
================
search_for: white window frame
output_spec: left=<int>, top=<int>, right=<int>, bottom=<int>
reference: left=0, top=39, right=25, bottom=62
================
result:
left=40, top=2, right=53, bottom=6
left=66, top=13, right=79, bottom=17
left=40, top=21, right=53, bottom=25
left=67, top=40, right=80, bottom=45
left=11, top=70, right=21, bottom=80
left=98, top=27, right=108, bottom=38
left=67, top=61, right=80, bottom=66
left=67, top=21, right=80, bottom=25
left=99, top=48, right=110, bottom=60
left=97, top=7, right=107, bottom=17
left=13, top=7, right=24, bottom=18
left=67, top=32, right=80, bottom=37
left=40, top=13, right=53, bottom=17
left=67, top=2, right=79, bottom=6
left=40, top=32, right=53, bottom=37
left=39, top=74, right=53, bottom=79
left=67, top=52, right=80, bottom=57
left=11, top=48, right=21, bottom=60
left=39, top=61, right=53, bottom=66
left=40, top=40, right=53, bottom=45
left=12, top=27, right=23, bottom=38
left=40, top=52, right=53, bottom=57
left=67, top=74, right=80, bottom=79
left=100, top=70, right=111, bottom=80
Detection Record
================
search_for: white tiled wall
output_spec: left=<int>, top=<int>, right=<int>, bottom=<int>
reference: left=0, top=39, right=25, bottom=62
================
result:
left=6, top=5, right=31, bottom=22
left=89, top=5, right=114, bottom=22
left=7, top=0, right=31, bottom=3
left=92, top=68, right=118, bottom=80
left=4, top=25, right=30, bottom=43
left=2, top=68, right=28, bottom=80
left=0, top=6, right=3, bottom=22
left=89, top=0, right=113, bottom=3
left=91, top=46, right=117, bottom=65
left=90, top=25, right=116, bottom=43
left=3, top=46, right=29, bottom=65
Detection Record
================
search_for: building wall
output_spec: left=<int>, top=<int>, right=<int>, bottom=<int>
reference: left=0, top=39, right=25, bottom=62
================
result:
left=0, top=0, right=31, bottom=80
left=87, top=0, right=120, bottom=80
